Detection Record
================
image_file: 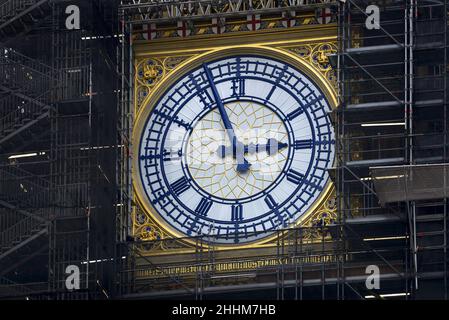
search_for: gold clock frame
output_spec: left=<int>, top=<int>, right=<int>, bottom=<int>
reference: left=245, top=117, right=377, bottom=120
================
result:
left=132, top=41, right=338, bottom=252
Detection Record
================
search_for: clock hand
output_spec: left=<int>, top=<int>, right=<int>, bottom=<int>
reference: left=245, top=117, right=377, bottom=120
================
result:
left=217, top=138, right=289, bottom=158
left=203, top=64, right=251, bottom=173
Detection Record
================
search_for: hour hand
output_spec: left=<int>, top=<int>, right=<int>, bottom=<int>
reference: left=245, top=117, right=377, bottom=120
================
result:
left=216, top=140, right=252, bottom=172
left=236, top=157, right=251, bottom=173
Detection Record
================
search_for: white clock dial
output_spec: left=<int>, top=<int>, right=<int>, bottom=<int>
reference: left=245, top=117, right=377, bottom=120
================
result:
left=137, top=54, right=335, bottom=244
left=186, top=100, right=289, bottom=199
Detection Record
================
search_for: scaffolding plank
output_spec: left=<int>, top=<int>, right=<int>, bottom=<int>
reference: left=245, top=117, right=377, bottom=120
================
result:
left=343, top=214, right=403, bottom=225
left=415, top=99, right=444, bottom=107
left=347, top=157, right=405, bottom=167
left=346, top=100, right=403, bottom=111
left=121, top=272, right=409, bottom=299
left=371, top=164, right=449, bottom=205
left=346, top=44, right=403, bottom=55
left=415, top=41, right=444, bottom=50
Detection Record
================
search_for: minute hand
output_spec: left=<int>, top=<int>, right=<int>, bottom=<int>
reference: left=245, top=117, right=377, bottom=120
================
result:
left=202, top=64, right=251, bottom=173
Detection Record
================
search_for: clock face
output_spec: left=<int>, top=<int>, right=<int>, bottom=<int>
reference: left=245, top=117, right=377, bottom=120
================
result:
left=137, top=54, right=335, bottom=244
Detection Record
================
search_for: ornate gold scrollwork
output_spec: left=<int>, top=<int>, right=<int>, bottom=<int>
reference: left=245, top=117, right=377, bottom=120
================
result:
left=133, top=206, right=165, bottom=239
left=163, top=56, right=191, bottom=71
left=311, top=44, right=337, bottom=70
left=133, top=207, right=165, bottom=252
left=302, top=192, right=337, bottom=242
left=132, top=44, right=338, bottom=254
left=143, top=64, right=160, bottom=80
left=134, top=55, right=195, bottom=111
left=287, top=42, right=338, bottom=89
left=133, top=203, right=193, bottom=253
left=137, top=58, right=164, bottom=86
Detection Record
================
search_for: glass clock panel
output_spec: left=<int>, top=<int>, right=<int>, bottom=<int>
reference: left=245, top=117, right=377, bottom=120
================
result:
left=138, top=55, right=335, bottom=244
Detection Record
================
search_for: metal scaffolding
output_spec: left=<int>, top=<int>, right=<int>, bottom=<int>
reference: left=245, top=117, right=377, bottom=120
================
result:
left=114, top=0, right=449, bottom=300
left=0, top=0, right=120, bottom=299
left=336, top=0, right=449, bottom=299
left=0, top=0, right=448, bottom=300
left=121, top=0, right=338, bottom=23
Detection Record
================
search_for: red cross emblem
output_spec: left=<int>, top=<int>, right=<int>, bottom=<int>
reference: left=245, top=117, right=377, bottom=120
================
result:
left=177, top=21, right=191, bottom=37
left=282, top=11, right=296, bottom=28
left=316, top=8, right=333, bottom=24
left=142, top=23, right=156, bottom=40
left=212, top=17, right=225, bottom=34
left=247, top=14, right=261, bottom=31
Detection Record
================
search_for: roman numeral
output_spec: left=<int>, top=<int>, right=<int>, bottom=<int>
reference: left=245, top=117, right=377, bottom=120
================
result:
left=287, top=106, right=304, bottom=120
left=231, top=78, right=245, bottom=97
left=294, top=139, right=314, bottom=150
left=287, top=169, right=305, bottom=185
left=140, top=153, right=157, bottom=161
left=231, top=204, right=243, bottom=222
left=162, top=149, right=182, bottom=161
left=306, top=95, right=324, bottom=107
left=265, top=194, right=286, bottom=226
left=153, top=110, right=191, bottom=130
left=265, top=86, right=276, bottom=102
left=264, top=194, right=278, bottom=210
left=140, top=149, right=183, bottom=162
left=266, top=65, right=288, bottom=102
left=195, top=198, right=212, bottom=217
left=171, top=176, right=190, bottom=196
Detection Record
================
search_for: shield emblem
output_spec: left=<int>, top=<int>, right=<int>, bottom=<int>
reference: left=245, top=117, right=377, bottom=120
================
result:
left=212, top=17, right=225, bottom=34
left=316, top=8, right=332, bottom=24
left=247, top=14, right=261, bottom=31
left=142, top=23, right=156, bottom=40
left=177, top=21, right=191, bottom=37
left=282, top=11, right=296, bottom=28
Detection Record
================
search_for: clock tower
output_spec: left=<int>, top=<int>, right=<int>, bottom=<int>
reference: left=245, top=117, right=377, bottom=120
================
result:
left=127, top=1, right=338, bottom=291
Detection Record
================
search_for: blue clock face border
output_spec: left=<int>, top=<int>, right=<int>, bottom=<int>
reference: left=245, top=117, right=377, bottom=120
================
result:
left=137, top=54, right=335, bottom=245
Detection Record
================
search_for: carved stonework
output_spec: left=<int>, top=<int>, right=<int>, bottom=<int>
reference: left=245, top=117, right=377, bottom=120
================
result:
left=133, top=206, right=165, bottom=248
left=134, top=55, right=194, bottom=111
left=301, top=191, right=337, bottom=242
left=133, top=205, right=192, bottom=253
left=136, top=86, right=150, bottom=109
left=352, top=31, right=361, bottom=49
left=133, top=14, right=335, bottom=41
left=136, top=58, right=164, bottom=87
left=286, top=42, right=338, bottom=90
left=163, top=55, right=191, bottom=71
left=350, top=196, right=363, bottom=217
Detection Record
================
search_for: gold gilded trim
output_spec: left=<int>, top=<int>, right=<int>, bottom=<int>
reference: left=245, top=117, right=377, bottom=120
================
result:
left=133, top=24, right=337, bottom=57
left=132, top=45, right=337, bottom=253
